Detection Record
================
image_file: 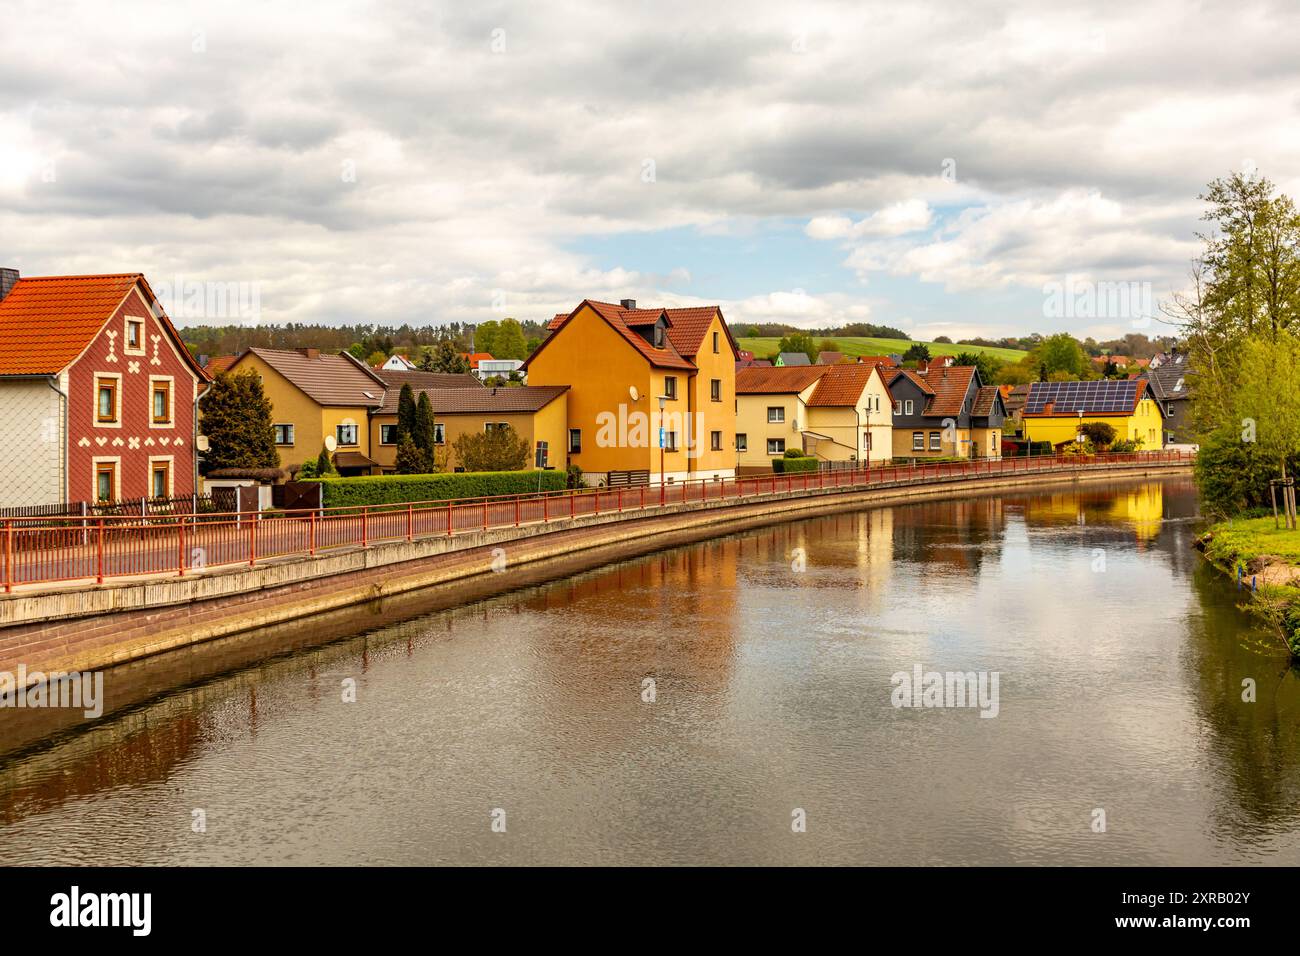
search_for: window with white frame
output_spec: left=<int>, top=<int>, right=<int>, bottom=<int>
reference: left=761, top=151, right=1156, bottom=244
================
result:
left=336, top=423, right=359, bottom=446
left=912, top=432, right=924, bottom=451
left=767, top=438, right=785, bottom=455
left=767, top=406, right=784, bottom=423
left=736, top=433, right=748, bottom=451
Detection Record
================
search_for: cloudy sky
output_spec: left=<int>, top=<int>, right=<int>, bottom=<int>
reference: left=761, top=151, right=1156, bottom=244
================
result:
left=1, top=0, right=1296, bottom=340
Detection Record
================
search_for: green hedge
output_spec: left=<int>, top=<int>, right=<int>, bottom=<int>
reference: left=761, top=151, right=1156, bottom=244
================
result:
left=772, top=456, right=819, bottom=474
left=312, top=471, right=566, bottom=508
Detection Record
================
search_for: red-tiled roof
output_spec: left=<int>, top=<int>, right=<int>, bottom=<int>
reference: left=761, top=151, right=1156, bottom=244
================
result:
left=971, top=385, right=1001, bottom=417
left=0, top=273, right=208, bottom=378
left=918, top=365, right=976, bottom=417
left=204, top=354, right=237, bottom=375
left=806, top=363, right=879, bottom=406
left=460, top=352, right=493, bottom=368
left=736, top=364, right=828, bottom=394
left=535, top=300, right=696, bottom=371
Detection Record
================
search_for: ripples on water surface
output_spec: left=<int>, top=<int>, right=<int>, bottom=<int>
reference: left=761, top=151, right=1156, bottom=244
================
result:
left=2, top=476, right=1298, bottom=865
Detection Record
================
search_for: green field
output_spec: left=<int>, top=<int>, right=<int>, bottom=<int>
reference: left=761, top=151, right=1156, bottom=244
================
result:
left=736, top=336, right=1027, bottom=363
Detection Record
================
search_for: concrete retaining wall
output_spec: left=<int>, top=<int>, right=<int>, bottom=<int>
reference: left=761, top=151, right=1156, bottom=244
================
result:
left=0, top=462, right=1191, bottom=683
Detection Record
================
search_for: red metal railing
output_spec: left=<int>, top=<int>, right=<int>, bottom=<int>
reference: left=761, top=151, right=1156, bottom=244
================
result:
left=0, top=451, right=1192, bottom=592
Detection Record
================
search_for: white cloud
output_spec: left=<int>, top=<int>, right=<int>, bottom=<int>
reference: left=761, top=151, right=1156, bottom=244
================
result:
left=0, top=0, right=1295, bottom=330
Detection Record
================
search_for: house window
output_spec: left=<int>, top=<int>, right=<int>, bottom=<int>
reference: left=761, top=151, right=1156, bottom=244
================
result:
left=905, top=399, right=914, bottom=415
left=712, top=331, right=719, bottom=353
left=379, top=424, right=397, bottom=445
left=125, top=319, right=144, bottom=353
left=96, top=377, right=118, bottom=423
left=767, top=438, right=786, bottom=455
left=150, top=460, right=171, bottom=499
left=711, top=430, right=722, bottom=451
left=930, top=432, right=941, bottom=450
left=336, top=424, right=359, bottom=446
left=484, top=422, right=509, bottom=433
left=94, top=462, right=117, bottom=503
left=434, top=423, right=446, bottom=445
left=274, top=424, right=295, bottom=445
left=863, top=431, right=872, bottom=451
left=665, top=431, right=679, bottom=452
left=711, top=379, right=721, bottom=402
left=151, top=380, right=172, bottom=424
left=767, top=406, right=784, bottom=423
left=912, top=432, right=924, bottom=451
left=736, top=433, right=748, bottom=452
left=568, top=428, right=581, bottom=453
left=654, top=326, right=665, bottom=348
left=664, top=376, right=678, bottom=400
left=894, top=400, right=903, bottom=415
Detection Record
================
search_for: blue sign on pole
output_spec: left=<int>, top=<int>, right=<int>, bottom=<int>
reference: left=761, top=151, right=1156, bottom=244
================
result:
left=659, top=427, right=665, bottom=449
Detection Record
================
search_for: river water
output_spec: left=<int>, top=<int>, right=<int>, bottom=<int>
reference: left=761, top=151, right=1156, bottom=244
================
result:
left=2, top=475, right=1298, bottom=866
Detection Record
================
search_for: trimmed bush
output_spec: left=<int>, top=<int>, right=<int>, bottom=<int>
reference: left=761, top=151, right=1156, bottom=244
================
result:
left=772, top=456, right=819, bottom=474
left=312, top=470, right=567, bottom=508
left=783, top=448, right=807, bottom=459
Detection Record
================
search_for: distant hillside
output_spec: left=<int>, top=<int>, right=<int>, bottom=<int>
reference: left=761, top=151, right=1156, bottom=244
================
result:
left=737, top=336, right=1028, bottom=363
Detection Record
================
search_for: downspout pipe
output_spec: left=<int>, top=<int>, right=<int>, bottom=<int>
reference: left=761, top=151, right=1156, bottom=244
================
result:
left=46, top=375, right=68, bottom=505
left=194, top=381, right=212, bottom=495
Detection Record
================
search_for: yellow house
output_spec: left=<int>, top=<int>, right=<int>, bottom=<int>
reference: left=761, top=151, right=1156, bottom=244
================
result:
left=369, top=384, right=568, bottom=473
left=1021, top=379, right=1165, bottom=449
left=224, top=347, right=386, bottom=476
left=735, top=363, right=894, bottom=472
left=523, top=299, right=738, bottom=485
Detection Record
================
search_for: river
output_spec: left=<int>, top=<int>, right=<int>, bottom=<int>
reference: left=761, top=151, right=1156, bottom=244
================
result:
left=2, top=475, right=1298, bottom=865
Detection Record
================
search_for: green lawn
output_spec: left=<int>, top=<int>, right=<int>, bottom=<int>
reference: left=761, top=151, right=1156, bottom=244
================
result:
left=736, top=336, right=1027, bottom=363
left=1202, top=516, right=1300, bottom=566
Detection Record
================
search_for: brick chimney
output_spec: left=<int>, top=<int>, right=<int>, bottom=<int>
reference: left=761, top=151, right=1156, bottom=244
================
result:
left=620, top=298, right=636, bottom=310
left=0, top=268, right=18, bottom=302
left=299, top=347, right=320, bottom=360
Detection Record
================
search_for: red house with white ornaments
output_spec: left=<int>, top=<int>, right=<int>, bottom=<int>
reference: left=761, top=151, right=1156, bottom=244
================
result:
left=0, top=269, right=210, bottom=508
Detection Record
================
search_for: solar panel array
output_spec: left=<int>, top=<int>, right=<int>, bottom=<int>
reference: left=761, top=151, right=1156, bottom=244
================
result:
left=1024, top=380, right=1138, bottom=415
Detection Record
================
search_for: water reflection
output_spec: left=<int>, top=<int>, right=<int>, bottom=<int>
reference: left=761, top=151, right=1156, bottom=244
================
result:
left=2, top=476, right=1298, bottom=865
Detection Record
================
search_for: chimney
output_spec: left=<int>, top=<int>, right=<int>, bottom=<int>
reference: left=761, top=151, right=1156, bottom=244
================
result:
left=620, top=298, right=636, bottom=310
left=299, top=347, right=320, bottom=360
left=0, top=268, right=18, bottom=302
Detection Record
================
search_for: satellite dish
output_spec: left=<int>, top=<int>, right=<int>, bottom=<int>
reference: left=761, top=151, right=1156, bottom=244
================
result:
left=324, top=435, right=338, bottom=452
left=195, top=435, right=209, bottom=453
left=629, top=386, right=640, bottom=402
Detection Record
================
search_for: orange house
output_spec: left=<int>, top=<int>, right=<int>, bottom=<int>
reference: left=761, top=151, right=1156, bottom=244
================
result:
left=523, top=299, right=738, bottom=485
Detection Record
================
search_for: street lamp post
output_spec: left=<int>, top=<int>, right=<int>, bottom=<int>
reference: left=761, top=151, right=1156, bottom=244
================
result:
left=658, top=394, right=667, bottom=505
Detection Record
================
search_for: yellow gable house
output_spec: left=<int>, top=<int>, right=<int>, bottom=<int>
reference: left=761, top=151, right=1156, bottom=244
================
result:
left=735, top=363, right=894, bottom=472
left=1021, top=379, right=1165, bottom=450
left=523, top=299, right=738, bottom=485
left=224, top=347, right=386, bottom=476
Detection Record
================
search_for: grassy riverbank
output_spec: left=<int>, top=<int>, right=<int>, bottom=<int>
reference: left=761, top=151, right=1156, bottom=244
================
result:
left=1198, top=516, right=1300, bottom=655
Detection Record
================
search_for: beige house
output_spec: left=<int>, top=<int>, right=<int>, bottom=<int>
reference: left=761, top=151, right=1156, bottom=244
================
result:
left=369, top=384, right=569, bottom=473
left=735, top=364, right=894, bottom=472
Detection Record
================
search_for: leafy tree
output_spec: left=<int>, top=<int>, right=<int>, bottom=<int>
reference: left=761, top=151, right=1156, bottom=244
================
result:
left=423, top=340, right=472, bottom=374
left=492, top=318, right=528, bottom=361
left=954, top=350, right=1003, bottom=384
left=933, top=335, right=953, bottom=344
left=395, top=383, right=417, bottom=444
left=817, top=339, right=838, bottom=357
left=1029, top=332, right=1088, bottom=379
left=452, top=424, right=530, bottom=471
left=198, top=371, right=279, bottom=475
left=366, top=350, right=387, bottom=368
left=347, top=343, right=367, bottom=359
left=778, top=331, right=817, bottom=363
left=1081, top=422, right=1117, bottom=448
left=1230, top=333, right=1300, bottom=481
left=903, top=343, right=931, bottom=363
left=474, top=320, right=500, bottom=356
